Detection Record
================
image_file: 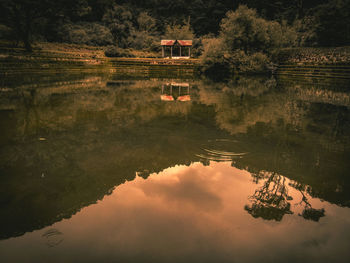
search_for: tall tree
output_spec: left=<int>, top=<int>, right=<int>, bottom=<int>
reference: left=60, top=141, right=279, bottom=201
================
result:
left=102, top=5, right=134, bottom=48
left=0, top=0, right=45, bottom=51
left=314, top=0, right=350, bottom=46
left=0, top=0, right=92, bottom=51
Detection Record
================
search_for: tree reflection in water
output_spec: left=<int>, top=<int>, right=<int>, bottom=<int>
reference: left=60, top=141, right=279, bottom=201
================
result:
left=245, top=171, right=326, bottom=222
left=245, top=172, right=293, bottom=221
left=0, top=75, right=348, bottom=243
left=290, top=181, right=326, bottom=222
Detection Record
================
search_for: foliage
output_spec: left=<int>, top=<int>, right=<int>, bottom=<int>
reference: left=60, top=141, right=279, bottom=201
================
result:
left=104, top=45, right=134, bottom=57
left=119, top=0, right=235, bottom=36
left=200, top=38, right=233, bottom=79
left=163, top=20, right=194, bottom=40
left=292, top=16, right=318, bottom=47
left=245, top=173, right=293, bottom=221
left=272, top=46, right=350, bottom=64
left=191, top=38, right=204, bottom=58
left=0, top=0, right=46, bottom=51
left=201, top=5, right=290, bottom=75
left=201, top=41, right=270, bottom=76
left=0, top=0, right=92, bottom=51
left=130, top=31, right=159, bottom=51
left=59, top=22, right=114, bottom=46
left=102, top=5, right=134, bottom=48
left=129, top=12, right=159, bottom=51
left=231, top=51, right=270, bottom=73
left=137, top=12, right=157, bottom=33
left=0, top=0, right=349, bottom=54
left=313, top=0, right=350, bottom=46
left=220, top=5, right=296, bottom=53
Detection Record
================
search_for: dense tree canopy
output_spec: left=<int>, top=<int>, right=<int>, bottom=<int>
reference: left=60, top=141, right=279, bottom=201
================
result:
left=0, top=0, right=349, bottom=51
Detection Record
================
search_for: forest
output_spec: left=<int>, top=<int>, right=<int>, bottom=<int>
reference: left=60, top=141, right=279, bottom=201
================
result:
left=1, top=0, right=350, bottom=74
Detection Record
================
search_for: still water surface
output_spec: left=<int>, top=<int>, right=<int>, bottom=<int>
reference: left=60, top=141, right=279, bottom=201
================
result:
left=0, top=74, right=350, bottom=262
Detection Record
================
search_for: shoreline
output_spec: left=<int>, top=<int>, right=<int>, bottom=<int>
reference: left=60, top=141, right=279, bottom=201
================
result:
left=1, top=42, right=350, bottom=80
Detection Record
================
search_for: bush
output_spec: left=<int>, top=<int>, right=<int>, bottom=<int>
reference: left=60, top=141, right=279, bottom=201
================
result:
left=201, top=5, right=296, bottom=76
left=292, top=17, right=318, bottom=47
left=220, top=5, right=296, bottom=53
left=200, top=38, right=234, bottom=79
left=59, top=22, right=114, bottom=46
left=191, top=38, right=204, bottom=58
left=130, top=31, right=159, bottom=51
left=163, top=20, right=194, bottom=40
left=137, top=12, right=157, bottom=33
left=314, top=0, right=350, bottom=46
left=230, top=51, right=270, bottom=73
left=102, top=5, right=134, bottom=48
left=104, top=45, right=135, bottom=57
left=201, top=40, right=270, bottom=76
left=130, top=12, right=160, bottom=52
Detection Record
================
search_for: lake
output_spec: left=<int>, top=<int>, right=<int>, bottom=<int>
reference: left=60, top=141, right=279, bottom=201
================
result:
left=0, top=72, right=350, bottom=263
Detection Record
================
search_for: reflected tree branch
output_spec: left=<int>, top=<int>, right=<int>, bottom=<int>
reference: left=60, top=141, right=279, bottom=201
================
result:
left=245, top=173, right=293, bottom=221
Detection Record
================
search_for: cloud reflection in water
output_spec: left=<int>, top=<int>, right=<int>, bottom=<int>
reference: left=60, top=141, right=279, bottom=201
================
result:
left=1, top=162, right=350, bottom=263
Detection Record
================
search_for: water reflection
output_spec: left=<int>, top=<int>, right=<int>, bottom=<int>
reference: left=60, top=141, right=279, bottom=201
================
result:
left=161, top=82, right=191, bottom=101
left=1, top=74, right=350, bottom=262
left=245, top=171, right=325, bottom=222
left=1, top=162, right=349, bottom=263
left=245, top=172, right=293, bottom=221
left=42, top=229, right=64, bottom=248
left=196, top=139, right=248, bottom=162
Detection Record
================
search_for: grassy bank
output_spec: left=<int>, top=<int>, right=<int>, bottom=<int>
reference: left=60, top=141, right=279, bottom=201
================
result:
left=274, top=47, right=350, bottom=65
left=0, top=41, right=112, bottom=88
left=1, top=41, right=350, bottom=81
left=0, top=41, right=201, bottom=85
left=273, top=47, right=350, bottom=80
left=0, top=41, right=109, bottom=73
left=0, top=41, right=199, bottom=71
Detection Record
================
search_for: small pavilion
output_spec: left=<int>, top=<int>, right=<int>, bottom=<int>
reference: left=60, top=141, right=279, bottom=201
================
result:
left=161, top=40, right=192, bottom=58
left=161, top=82, right=190, bottom=101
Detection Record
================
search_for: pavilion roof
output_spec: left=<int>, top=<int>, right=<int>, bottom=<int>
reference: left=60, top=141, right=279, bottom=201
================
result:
left=161, top=40, right=176, bottom=46
left=177, top=40, right=192, bottom=46
left=161, top=40, right=192, bottom=46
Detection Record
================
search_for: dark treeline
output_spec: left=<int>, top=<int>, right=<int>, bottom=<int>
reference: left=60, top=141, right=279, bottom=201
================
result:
left=1, top=0, right=349, bottom=50
left=0, top=0, right=349, bottom=75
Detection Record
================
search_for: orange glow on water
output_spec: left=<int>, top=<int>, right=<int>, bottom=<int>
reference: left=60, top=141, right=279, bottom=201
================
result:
left=1, top=162, right=349, bottom=263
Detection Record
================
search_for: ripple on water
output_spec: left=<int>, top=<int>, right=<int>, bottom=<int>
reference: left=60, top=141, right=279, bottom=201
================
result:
left=196, top=139, right=249, bottom=162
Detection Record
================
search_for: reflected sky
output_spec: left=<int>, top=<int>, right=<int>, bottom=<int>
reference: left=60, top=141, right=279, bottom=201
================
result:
left=1, top=162, right=350, bottom=263
left=1, top=74, right=350, bottom=262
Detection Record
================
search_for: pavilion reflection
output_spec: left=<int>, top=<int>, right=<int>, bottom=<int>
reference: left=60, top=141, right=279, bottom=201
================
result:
left=161, top=82, right=191, bottom=102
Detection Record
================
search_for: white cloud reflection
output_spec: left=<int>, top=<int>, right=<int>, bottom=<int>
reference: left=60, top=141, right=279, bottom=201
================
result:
left=1, top=162, right=350, bottom=263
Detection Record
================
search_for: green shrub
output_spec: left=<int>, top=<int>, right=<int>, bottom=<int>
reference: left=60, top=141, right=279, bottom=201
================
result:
left=102, top=5, right=134, bottom=48
left=201, top=41, right=270, bottom=76
left=137, top=12, right=157, bottom=33
left=231, top=51, right=270, bottom=73
left=292, top=17, right=318, bottom=47
left=201, top=5, right=296, bottom=76
left=200, top=38, right=234, bottom=79
left=191, top=38, right=204, bottom=58
left=220, top=5, right=296, bottom=53
left=104, top=45, right=135, bottom=57
left=130, top=12, right=160, bottom=52
left=130, top=31, right=159, bottom=51
left=59, top=22, right=114, bottom=46
left=314, top=0, right=350, bottom=46
left=163, top=20, right=194, bottom=40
